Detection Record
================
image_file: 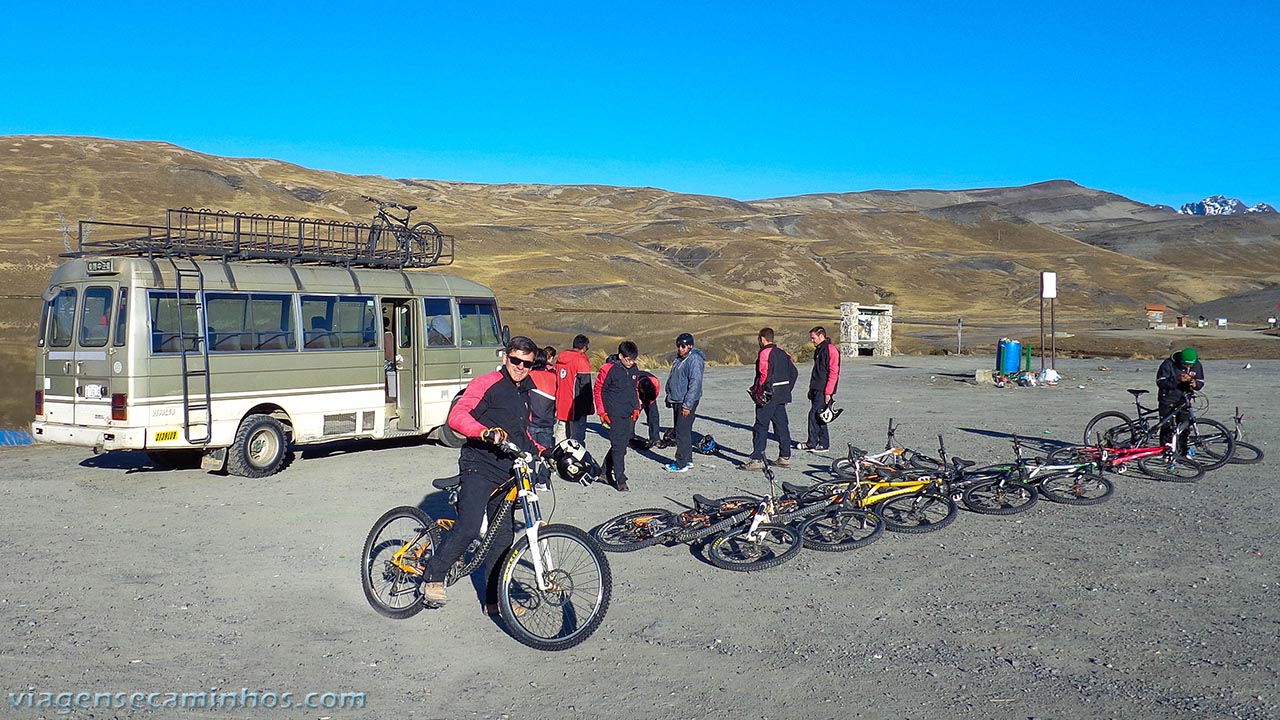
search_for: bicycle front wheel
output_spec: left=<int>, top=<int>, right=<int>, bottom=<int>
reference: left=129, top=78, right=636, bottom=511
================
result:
left=798, top=509, right=884, bottom=551
left=877, top=492, right=959, bottom=533
left=498, top=524, right=611, bottom=651
left=591, top=507, right=679, bottom=552
left=706, top=523, right=802, bottom=571
left=961, top=478, right=1039, bottom=515
left=1038, top=470, right=1114, bottom=505
left=1137, top=454, right=1206, bottom=483
left=361, top=506, right=439, bottom=619
left=1186, top=418, right=1235, bottom=471
left=1229, top=440, right=1264, bottom=465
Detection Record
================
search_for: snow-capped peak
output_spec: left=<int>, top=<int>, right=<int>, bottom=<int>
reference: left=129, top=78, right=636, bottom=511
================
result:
left=1180, top=195, right=1276, bottom=215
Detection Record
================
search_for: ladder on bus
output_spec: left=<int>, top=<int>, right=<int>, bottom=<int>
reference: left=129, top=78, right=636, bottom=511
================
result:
left=170, top=256, right=212, bottom=445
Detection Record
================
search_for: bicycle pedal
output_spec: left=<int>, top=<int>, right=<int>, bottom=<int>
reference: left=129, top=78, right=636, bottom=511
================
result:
left=421, top=599, right=445, bottom=609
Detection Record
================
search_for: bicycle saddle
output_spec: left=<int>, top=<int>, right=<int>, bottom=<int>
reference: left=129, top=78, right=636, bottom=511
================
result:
left=846, top=445, right=868, bottom=459
left=403, top=204, right=418, bottom=212
left=432, top=474, right=461, bottom=491
left=692, top=493, right=716, bottom=510
left=951, top=457, right=977, bottom=469
left=781, top=481, right=811, bottom=495
left=1127, top=389, right=1149, bottom=397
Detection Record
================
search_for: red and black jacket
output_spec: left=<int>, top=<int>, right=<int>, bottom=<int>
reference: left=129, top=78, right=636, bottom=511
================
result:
left=753, top=344, right=797, bottom=405
left=809, top=339, right=841, bottom=397
left=594, top=358, right=641, bottom=422
left=448, top=366, right=538, bottom=477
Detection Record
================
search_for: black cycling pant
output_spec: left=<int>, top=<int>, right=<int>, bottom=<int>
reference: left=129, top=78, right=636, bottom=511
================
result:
left=424, top=466, right=515, bottom=605
left=604, top=414, right=635, bottom=484
left=805, top=389, right=829, bottom=450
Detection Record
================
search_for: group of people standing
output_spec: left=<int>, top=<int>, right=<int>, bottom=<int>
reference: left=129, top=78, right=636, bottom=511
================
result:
left=549, top=325, right=842, bottom=489
left=420, top=325, right=842, bottom=607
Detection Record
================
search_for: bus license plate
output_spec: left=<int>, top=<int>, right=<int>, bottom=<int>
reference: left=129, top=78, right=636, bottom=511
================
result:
left=83, top=384, right=104, bottom=400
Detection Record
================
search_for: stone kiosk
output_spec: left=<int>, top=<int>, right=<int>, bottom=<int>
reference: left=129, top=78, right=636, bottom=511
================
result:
left=839, top=302, right=893, bottom=357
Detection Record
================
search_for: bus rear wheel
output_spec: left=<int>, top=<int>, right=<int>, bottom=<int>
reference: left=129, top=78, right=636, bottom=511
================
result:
left=227, top=414, right=289, bottom=478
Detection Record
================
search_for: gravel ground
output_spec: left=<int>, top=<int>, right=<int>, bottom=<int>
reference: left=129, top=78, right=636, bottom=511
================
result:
left=1, top=355, right=1275, bottom=720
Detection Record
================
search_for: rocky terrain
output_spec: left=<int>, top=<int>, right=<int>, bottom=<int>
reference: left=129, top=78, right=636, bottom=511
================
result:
left=0, top=356, right=1275, bottom=719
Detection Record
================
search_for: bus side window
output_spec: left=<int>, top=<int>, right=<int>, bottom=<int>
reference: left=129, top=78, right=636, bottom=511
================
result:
left=423, top=297, right=454, bottom=347
left=457, top=300, right=500, bottom=347
left=112, top=287, right=128, bottom=347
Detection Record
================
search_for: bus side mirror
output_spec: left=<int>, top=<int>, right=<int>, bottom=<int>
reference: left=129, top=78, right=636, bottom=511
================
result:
left=501, top=324, right=510, bottom=346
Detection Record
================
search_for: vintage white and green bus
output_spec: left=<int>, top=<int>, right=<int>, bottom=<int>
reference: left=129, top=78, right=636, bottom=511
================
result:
left=32, top=208, right=501, bottom=477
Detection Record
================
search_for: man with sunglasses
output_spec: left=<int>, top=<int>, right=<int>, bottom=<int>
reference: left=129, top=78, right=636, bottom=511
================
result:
left=422, top=336, right=542, bottom=608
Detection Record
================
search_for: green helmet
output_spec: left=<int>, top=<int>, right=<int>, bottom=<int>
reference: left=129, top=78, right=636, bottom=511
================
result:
left=1176, top=347, right=1198, bottom=365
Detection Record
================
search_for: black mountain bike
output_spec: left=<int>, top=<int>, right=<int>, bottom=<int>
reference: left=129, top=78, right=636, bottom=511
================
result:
left=1082, top=389, right=1235, bottom=471
left=363, top=195, right=445, bottom=266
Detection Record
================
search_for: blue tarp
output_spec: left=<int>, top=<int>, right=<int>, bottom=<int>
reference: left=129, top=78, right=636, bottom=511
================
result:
left=0, top=429, right=35, bottom=446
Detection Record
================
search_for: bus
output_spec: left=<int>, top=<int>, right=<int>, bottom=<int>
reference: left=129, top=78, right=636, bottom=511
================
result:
left=31, top=207, right=503, bottom=477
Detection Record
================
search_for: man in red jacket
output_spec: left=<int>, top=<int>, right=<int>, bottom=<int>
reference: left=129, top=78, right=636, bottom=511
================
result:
left=554, top=334, right=594, bottom=444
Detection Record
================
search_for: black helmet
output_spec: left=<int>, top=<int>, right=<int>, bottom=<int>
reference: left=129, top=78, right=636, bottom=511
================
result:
left=551, top=439, right=598, bottom=485
left=676, top=332, right=695, bottom=347
left=695, top=434, right=717, bottom=454
left=817, top=401, right=843, bottom=425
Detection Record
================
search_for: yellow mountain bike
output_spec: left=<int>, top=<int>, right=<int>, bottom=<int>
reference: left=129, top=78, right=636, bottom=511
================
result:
left=361, top=441, right=611, bottom=651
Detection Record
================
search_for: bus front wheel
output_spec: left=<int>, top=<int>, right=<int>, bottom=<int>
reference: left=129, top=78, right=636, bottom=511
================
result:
left=227, top=414, right=289, bottom=478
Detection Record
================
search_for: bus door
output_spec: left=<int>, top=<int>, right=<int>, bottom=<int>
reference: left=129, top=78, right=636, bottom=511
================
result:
left=382, top=299, right=420, bottom=431
left=41, top=282, right=119, bottom=426
left=420, top=297, right=461, bottom=424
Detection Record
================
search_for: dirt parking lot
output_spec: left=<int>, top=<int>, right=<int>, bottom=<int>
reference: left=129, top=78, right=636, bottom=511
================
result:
left=1, top=355, right=1276, bottom=719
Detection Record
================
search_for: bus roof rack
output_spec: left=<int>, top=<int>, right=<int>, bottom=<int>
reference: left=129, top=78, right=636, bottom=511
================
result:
left=65, top=208, right=454, bottom=269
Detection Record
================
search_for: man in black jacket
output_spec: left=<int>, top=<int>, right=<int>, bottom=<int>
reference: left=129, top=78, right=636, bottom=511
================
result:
left=742, top=328, right=797, bottom=471
left=799, top=326, right=841, bottom=453
left=594, top=341, right=642, bottom=491
left=1156, top=347, right=1205, bottom=449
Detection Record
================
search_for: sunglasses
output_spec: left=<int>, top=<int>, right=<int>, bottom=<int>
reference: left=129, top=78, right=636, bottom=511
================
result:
left=506, top=355, right=535, bottom=369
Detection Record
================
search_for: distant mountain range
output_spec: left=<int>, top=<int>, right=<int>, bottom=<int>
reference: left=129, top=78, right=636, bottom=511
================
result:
left=2, top=137, right=1279, bottom=351
left=1179, top=195, right=1277, bottom=216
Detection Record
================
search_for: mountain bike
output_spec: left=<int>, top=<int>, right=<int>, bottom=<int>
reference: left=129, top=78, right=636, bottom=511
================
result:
left=703, top=460, right=806, bottom=571
left=830, top=419, right=942, bottom=477
left=591, top=495, right=760, bottom=553
left=361, top=441, right=611, bottom=651
left=363, top=195, right=446, bottom=266
left=967, top=434, right=1113, bottom=507
left=823, top=445, right=959, bottom=533
left=1082, top=389, right=1235, bottom=471
left=1050, top=436, right=1205, bottom=483
left=1227, top=406, right=1265, bottom=465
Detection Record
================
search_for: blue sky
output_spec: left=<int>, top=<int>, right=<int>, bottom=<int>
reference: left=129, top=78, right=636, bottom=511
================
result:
left=2, top=1, right=1276, bottom=206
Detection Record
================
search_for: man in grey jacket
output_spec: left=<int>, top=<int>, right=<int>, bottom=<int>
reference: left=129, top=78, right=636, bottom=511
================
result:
left=664, top=332, right=705, bottom=473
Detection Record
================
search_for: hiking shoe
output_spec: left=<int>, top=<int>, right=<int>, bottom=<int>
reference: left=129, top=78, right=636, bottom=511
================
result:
left=797, top=443, right=828, bottom=453
left=485, top=602, right=528, bottom=618
left=775, top=456, right=792, bottom=468
left=740, top=459, right=765, bottom=471
left=615, top=480, right=630, bottom=492
left=665, top=463, right=692, bottom=473
left=423, top=582, right=448, bottom=606
left=534, top=482, right=550, bottom=493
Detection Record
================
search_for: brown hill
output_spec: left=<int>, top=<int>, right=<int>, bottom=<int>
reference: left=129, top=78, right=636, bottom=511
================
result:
left=1, top=136, right=1276, bottom=354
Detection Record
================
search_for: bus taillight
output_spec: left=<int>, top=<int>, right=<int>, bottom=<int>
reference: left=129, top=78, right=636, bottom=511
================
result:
left=111, top=393, right=127, bottom=421
left=35, top=390, right=43, bottom=416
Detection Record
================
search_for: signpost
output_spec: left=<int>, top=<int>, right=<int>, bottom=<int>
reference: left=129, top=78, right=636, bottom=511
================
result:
left=1040, top=272, right=1057, bottom=372
left=957, top=317, right=963, bottom=355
